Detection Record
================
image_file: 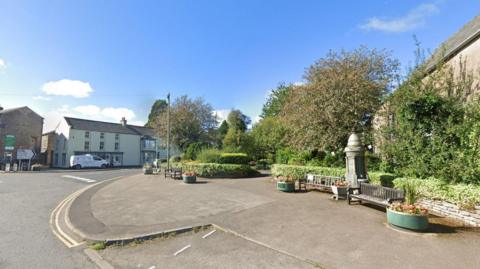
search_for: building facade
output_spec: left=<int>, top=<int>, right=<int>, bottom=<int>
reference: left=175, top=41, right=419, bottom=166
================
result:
left=0, top=106, right=43, bottom=164
left=48, top=116, right=168, bottom=168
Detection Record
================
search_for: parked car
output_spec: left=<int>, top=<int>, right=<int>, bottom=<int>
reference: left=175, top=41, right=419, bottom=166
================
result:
left=70, top=154, right=109, bottom=169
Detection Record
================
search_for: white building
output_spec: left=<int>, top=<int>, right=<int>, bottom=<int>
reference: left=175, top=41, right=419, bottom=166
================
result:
left=49, top=117, right=169, bottom=168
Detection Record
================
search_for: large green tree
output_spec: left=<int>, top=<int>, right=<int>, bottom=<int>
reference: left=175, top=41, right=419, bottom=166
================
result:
left=281, top=46, right=400, bottom=151
left=227, top=109, right=251, bottom=132
left=151, top=95, right=217, bottom=151
left=261, top=83, right=293, bottom=118
left=145, top=99, right=168, bottom=127
left=251, top=117, right=286, bottom=160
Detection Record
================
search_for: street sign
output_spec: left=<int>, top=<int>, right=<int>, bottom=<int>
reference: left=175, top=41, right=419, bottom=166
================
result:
left=17, top=149, right=35, bottom=160
left=4, top=135, right=15, bottom=151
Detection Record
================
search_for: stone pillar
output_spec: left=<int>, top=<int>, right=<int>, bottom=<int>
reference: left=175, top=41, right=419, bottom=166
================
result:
left=344, top=133, right=367, bottom=187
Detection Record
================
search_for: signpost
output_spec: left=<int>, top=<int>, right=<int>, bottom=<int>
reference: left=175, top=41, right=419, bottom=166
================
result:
left=4, top=135, right=15, bottom=151
left=16, top=149, right=35, bottom=171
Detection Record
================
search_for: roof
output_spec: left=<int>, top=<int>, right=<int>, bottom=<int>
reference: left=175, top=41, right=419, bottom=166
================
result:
left=0, top=106, right=44, bottom=119
left=425, top=15, right=480, bottom=72
left=64, top=117, right=155, bottom=137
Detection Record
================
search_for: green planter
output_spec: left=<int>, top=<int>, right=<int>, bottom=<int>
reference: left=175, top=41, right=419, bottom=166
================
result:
left=387, top=208, right=429, bottom=231
left=183, top=175, right=197, bottom=183
left=277, top=181, right=295, bottom=192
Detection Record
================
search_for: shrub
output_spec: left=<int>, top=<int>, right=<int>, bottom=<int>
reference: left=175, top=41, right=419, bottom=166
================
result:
left=196, top=148, right=221, bottom=163
left=169, top=155, right=182, bottom=163
left=368, top=172, right=396, bottom=187
left=271, top=164, right=345, bottom=181
left=184, top=142, right=205, bottom=160
left=218, top=153, right=251, bottom=164
left=275, top=148, right=296, bottom=164
left=179, top=162, right=259, bottom=178
left=393, top=177, right=480, bottom=209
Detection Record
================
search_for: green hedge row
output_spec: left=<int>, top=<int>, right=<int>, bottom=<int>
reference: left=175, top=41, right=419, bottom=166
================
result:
left=218, top=153, right=251, bottom=165
left=393, top=177, right=480, bottom=209
left=271, top=164, right=345, bottom=180
left=368, top=172, right=397, bottom=187
left=178, top=162, right=259, bottom=178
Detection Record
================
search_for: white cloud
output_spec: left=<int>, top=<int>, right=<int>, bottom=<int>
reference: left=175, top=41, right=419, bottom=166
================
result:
left=42, top=79, right=93, bottom=98
left=74, top=105, right=101, bottom=116
left=360, top=3, right=439, bottom=33
left=0, top=58, right=6, bottom=69
left=32, top=95, right=51, bottom=101
left=212, top=109, right=230, bottom=124
left=101, top=107, right=136, bottom=121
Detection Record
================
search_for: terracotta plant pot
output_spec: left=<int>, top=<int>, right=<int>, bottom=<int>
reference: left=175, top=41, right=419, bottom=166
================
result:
left=387, top=208, right=429, bottom=231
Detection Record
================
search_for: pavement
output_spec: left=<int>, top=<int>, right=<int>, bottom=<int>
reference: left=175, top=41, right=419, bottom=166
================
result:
left=0, top=168, right=140, bottom=269
left=66, top=173, right=480, bottom=269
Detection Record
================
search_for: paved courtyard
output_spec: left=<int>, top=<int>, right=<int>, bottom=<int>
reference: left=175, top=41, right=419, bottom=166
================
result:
left=68, top=174, right=480, bottom=268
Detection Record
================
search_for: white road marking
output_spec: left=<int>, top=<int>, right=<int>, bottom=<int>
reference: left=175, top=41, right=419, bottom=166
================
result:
left=148, top=266, right=156, bottom=269
left=174, top=244, right=191, bottom=256
left=202, top=229, right=216, bottom=239
left=62, top=175, right=97, bottom=183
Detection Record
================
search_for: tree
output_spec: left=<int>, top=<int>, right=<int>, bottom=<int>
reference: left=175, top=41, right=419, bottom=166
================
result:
left=261, top=83, right=293, bottom=118
left=152, top=95, right=217, bottom=151
left=145, top=99, right=168, bottom=127
left=217, top=120, right=229, bottom=147
left=222, top=127, right=254, bottom=154
left=281, top=46, right=400, bottom=151
left=227, top=109, right=251, bottom=132
left=251, top=117, right=286, bottom=160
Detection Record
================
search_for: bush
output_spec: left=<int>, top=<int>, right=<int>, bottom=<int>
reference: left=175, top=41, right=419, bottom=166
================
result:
left=179, top=162, right=259, bottom=178
left=393, top=177, right=480, bottom=209
left=184, top=142, right=205, bottom=160
left=368, top=172, right=397, bottom=187
left=196, top=148, right=221, bottom=163
left=271, top=164, right=345, bottom=181
left=218, top=153, right=251, bottom=164
left=170, top=156, right=182, bottom=163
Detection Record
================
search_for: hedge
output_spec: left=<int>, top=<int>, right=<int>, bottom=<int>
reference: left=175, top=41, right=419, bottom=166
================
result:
left=393, top=177, right=480, bottom=209
left=218, top=153, right=251, bottom=165
left=178, top=162, right=259, bottom=178
left=272, top=164, right=397, bottom=185
left=271, top=164, right=345, bottom=180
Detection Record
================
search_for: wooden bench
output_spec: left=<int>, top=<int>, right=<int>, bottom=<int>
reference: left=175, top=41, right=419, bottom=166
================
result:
left=305, top=174, right=343, bottom=192
left=164, top=167, right=182, bottom=180
left=347, top=182, right=404, bottom=207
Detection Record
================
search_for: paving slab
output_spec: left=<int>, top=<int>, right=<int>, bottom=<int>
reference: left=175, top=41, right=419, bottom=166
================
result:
left=99, top=227, right=317, bottom=269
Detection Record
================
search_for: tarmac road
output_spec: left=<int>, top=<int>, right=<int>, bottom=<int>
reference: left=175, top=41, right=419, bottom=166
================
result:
left=0, top=168, right=140, bottom=269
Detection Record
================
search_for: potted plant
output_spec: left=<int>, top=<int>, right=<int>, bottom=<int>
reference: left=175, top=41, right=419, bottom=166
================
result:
left=331, top=179, right=349, bottom=200
left=182, top=171, right=197, bottom=183
left=276, top=176, right=295, bottom=192
left=143, top=163, right=153, bottom=175
left=387, top=179, right=429, bottom=231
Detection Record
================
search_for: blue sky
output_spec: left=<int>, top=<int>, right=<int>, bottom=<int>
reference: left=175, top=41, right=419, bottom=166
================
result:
left=0, top=0, right=479, bottom=131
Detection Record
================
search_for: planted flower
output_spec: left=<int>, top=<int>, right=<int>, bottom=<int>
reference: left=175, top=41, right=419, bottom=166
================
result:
left=182, top=171, right=197, bottom=183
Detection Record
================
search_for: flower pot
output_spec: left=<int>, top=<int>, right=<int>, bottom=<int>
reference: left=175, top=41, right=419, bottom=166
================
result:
left=143, top=168, right=153, bottom=175
left=183, top=175, right=197, bottom=183
left=277, top=181, right=295, bottom=192
left=331, top=185, right=348, bottom=200
left=387, top=208, right=429, bottom=231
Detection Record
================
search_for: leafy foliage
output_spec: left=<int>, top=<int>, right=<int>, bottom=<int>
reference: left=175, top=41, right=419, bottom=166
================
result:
left=271, top=164, right=345, bottom=180
left=184, top=142, right=206, bottom=160
left=218, top=153, right=251, bottom=165
left=261, top=83, right=293, bottom=118
left=250, top=117, right=286, bottom=160
left=227, top=109, right=251, bottom=132
left=281, top=47, right=399, bottom=151
left=178, top=163, right=258, bottom=178
left=152, top=95, right=217, bottom=151
left=145, top=99, right=168, bottom=128
left=196, top=148, right=222, bottom=163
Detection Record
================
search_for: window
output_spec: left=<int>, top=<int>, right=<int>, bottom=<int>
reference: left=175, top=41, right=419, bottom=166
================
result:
left=100, top=132, right=105, bottom=139
left=62, top=153, right=66, bottom=166
left=93, top=156, right=102, bottom=161
left=143, top=139, right=156, bottom=150
left=85, top=131, right=90, bottom=139
left=115, top=134, right=119, bottom=140
left=100, top=141, right=104, bottom=150
left=115, top=142, right=119, bottom=150
left=63, top=138, right=67, bottom=150
left=54, top=154, right=58, bottom=166
left=84, top=141, right=90, bottom=151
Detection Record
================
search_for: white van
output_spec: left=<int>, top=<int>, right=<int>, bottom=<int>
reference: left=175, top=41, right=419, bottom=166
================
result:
left=70, top=154, right=109, bottom=169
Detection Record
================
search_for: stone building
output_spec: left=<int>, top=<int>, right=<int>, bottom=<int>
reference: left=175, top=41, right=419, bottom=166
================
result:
left=0, top=106, right=44, bottom=163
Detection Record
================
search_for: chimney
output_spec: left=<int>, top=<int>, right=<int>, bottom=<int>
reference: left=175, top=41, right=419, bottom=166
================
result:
left=120, top=117, right=127, bottom=126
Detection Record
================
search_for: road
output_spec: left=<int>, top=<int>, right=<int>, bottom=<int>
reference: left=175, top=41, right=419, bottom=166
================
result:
left=0, top=168, right=141, bottom=269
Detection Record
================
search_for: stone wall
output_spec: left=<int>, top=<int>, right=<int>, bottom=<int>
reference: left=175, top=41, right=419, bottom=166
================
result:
left=419, top=200, right=480, bottom=227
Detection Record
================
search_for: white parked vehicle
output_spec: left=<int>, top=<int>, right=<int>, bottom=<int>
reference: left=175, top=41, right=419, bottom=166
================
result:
left=70, top=154, right=109, bottom=169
